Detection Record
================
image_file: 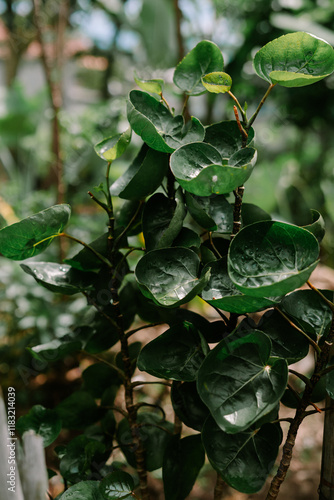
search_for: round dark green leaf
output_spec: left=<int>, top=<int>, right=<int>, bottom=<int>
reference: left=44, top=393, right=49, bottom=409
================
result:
left=254, top=32, right=334, bottom=87
left=82, top=363, right=122, bottom=398
left=201, top=258, right=281, bottom=314
left=0, top=204, right=71, bottom=260
left=28, top=336, right=82, bottom=363
left=241, top=309, right=309, bottom=364
left=171, top=381, right=210, bottom=431
left=109, top=144, right=169, bottom=200
left=173, top=40, right=224, bottom=95
left=20, top=262, right=95, bottom=295
left=228, top=221, right=319, bottom=298
left=202, top=417, right=282, bottom=494
left=116, top=412, right=173, bottom=471
left=16, top=405, right=61, bottom=447
left=279, top=289, right=334, bottom=339
left=241, top=203, right=272, bottom=227
left=142, top=191, right=186, bottom=251
left=163, top=434, right=205, bottom=500
left=134, top=74, right=164, bottom=95
left=172, top=227, right=201, bottom=249
left=59, top=480, right=104, bottom=500
left=127, top=91, right=204, bottom=153
left=99, top=470, right=134, bottom=499
left=94, top=128, right=131, bottom=162
left=201, top=72, right=232, bottom=93
left=55, top=391, right=100, bottom=429
left=137, top=322, right=207, bottom=381
left=185, top=192, right=233, bottom=232
left=170, top=143, right=257, bottom=196
left=59, top=435, right=107, bottom=483
left=197, top=331, right=288, bottom=433
left=135, top=247, right=210, bottom=308
left=204, top=120, right=255, bottom=158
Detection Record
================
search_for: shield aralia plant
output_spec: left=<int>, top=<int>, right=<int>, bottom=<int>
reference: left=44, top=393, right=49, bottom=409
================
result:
left=1, top=32, right=334, bottom=500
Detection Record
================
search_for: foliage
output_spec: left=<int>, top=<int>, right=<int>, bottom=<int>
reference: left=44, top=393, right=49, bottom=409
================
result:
left=1, top=31, right=334, bottom=500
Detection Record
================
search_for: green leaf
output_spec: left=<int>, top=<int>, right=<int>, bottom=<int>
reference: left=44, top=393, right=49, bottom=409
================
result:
left=241, top=203, right=272, bottom=227
left=279, top=289, right=334, bottom=339
left=202, top=417, right=282, bottom=493
left=254, top=32, right=334, bottom=87
left=117, top=412, right=173, bottom=471
left=170, top=143, right=257, bottom=196
left=197, top=331, right=288, bottom=433
left=109, top=144, right=169, bottom=200
left=204, top=120, right=255, bottom=158
left=16, top=405, right=61, bottom=447
left=64, top=233, right=109, bottom=271
left=173, top=40, right=224, bottom=95
left=171, top=381, right=210, bottom=431
left=185, top=192, right=233, bottom=232
left=163, top=434, right=205, bottom=500
left=59, top=435, right=106, bottom=483
left=135, top=247, right=210, bottom=308
left=116, top=200, right=144, bottom=236
left=302, top=209, right=325, bottom=242
left=28, top=336, right=82, bottom=363
left=94, top=128, right=132, bottom=162
left=202, top=72, right=232, bottom=93
left=143, top=191, right=186, bottom=251
left=240, top=309, right=309, bottom=364
left=20, top=262, right=95, bottom=295
left=59, top=480, right=104, bottom=499
left=127, top=91, right=204, bottom=153
left=228, top=221, right=319, bottom=298
left=172, top=227, right=201, bottom=249
left=137, top=322, right=207, bottom=381
left=0, top=204, right=70, bottom=260
left=201, top=258, right=281, bottom=314
left=56, top=391, right=100, bottom=429
left=82, top=363, right=122, bottom=398
left=99, top=470, right=134, bottom=499
left=134, top=74, right=164, bottom=95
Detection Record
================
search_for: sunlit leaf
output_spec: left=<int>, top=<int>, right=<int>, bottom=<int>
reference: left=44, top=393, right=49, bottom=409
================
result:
left=202, top=72, right=232, bottom=93
left=94, top=128, right=131, bottom=162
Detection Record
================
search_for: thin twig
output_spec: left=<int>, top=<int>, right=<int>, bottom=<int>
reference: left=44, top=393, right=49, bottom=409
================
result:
left=307, top=280, right=334, bottom=313
left=247, top=83, right=276, bottom=130
left=126, top=322, right=165, bottom=339
left=275, top=307, right=321, bottom=355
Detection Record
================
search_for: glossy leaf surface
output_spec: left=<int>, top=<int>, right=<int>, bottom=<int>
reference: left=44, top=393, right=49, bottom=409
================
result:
left=59, top=435, right=106, bottom=483
left=16, top=405, right=61, bottom=447
left=202, top=417, right=282, bottom=493
left=94, top=128, right=131, bottom=162
left=0, top=204, right=70, bottom=260
left=59, top=481, right=104, bottom=499
left=135, top=247, right=210, bottom=307
left=117, top=412, right=173, bottom=471
left=171, top=381, right=210, bottom=431
left=202, top=72, right=232, bottom=93
left=28, top=336, right=82, bottom=363
left=241, top=309, right=309, bottom=364
left=163, top=434, right=205, bottom=500
left=201, top=258, right=281, bottom=314
left=228, top=221, right=319, bottom=297
left=185, top=192, right=233, bottom=232
left=134, top=74, right=164, bottom=94
left=142, top=191, right=186, bottom=251
left=109, top=144, right=169, bottom=199
left=279, top=289, right=334, bottom=339
left=170, top=142, right=257, bottom=196
left=197, top=331, right=288, bottom=433
left=241, top=203, right=271, bottom=227
left=137, top=322, right=207, bottom=381
left=21, top=262, right=95, bottom=295
left=204, top=120, right=254, bottom=158
left=173, top=40, right=224, bottom=95
left=127, top=90, right=204, bottom=153
left=254, top=32, right=334, bottom=87
left=99, top=470, right=134, bottom=499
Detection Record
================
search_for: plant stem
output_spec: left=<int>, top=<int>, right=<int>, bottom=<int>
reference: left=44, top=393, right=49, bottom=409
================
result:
left=275, top=307, right=321, bottom=355
left=231, top=186, right=244, bottom=238
left=214, top=474, right=226, bottom=500
left=125, top=322, right=164, bottom=339
left=307, top=281, right=334, bottom=313
left=266, top=312, right=334, bottom=499
left=60, top=233, right=113, bottom=268
left=233, top=105, right=248, bottom=147
left=228, top=91, right=247, bottom=123
left=247, top=83, right=276, bottom=130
